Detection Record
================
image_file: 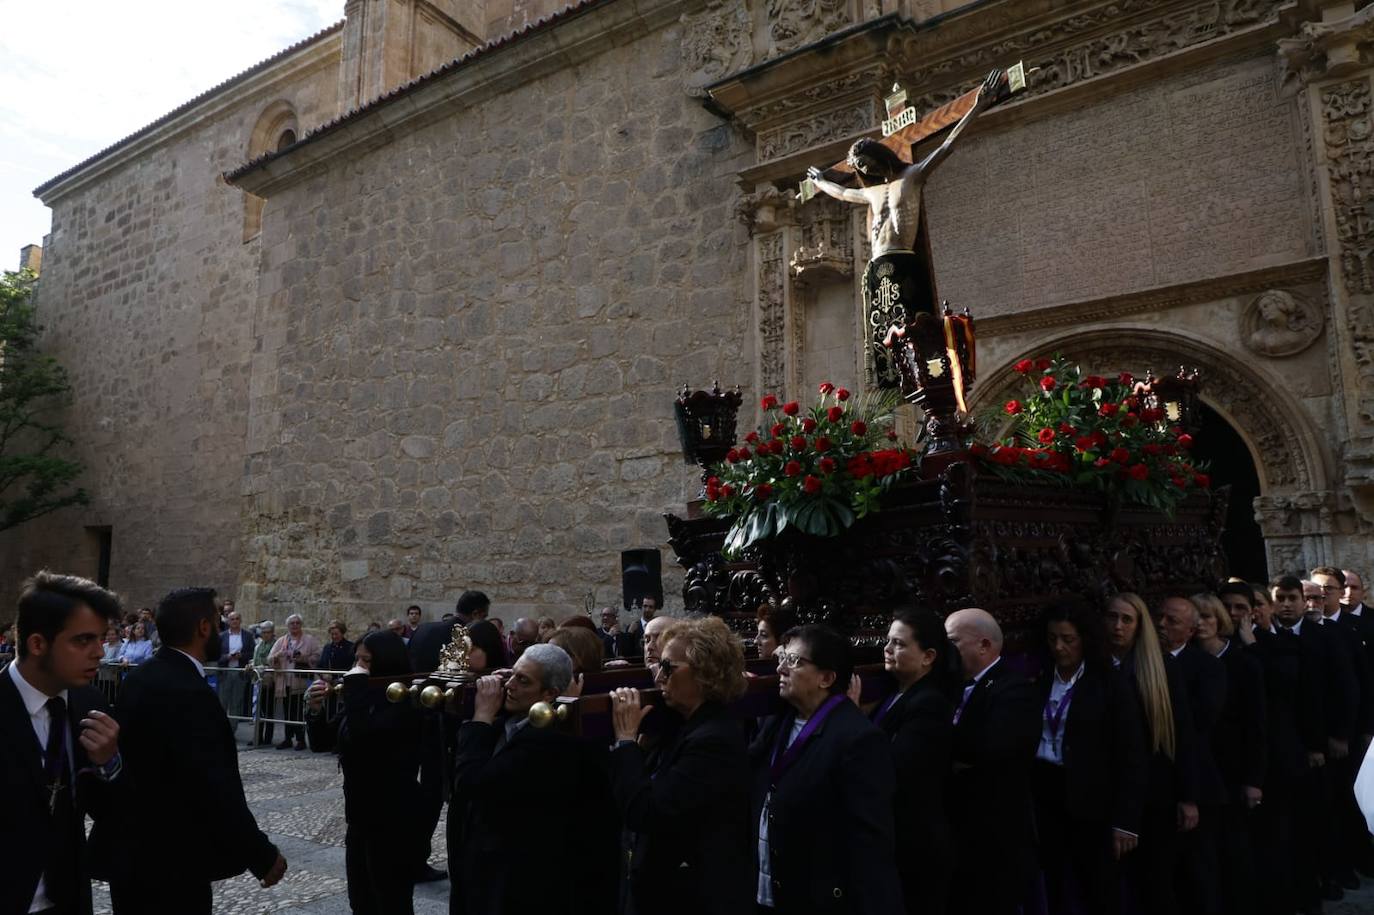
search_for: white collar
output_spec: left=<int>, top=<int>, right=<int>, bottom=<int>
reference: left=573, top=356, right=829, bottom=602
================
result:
left=970, top=658, right=999, bottom=685
left=1325, top=609, right=1342, bottom=624
left=1349, top=603, right=1365, bottom=617
left=1054, top=662, right=1085, bottom=687
left=8, top=661, right=67, bottom=716
left=172, top=647, right=207, bottom=678
left=1169, top=644, right=1185, bottom=657
left=1284, top=618, right=1303, bottom=635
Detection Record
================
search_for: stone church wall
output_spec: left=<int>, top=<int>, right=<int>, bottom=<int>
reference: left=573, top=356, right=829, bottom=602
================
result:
left=0, top=46, right=341, bottom=616
left=236, top=23, right=755, bottom=628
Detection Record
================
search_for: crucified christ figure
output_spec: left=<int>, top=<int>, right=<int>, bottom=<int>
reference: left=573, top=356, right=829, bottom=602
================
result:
left=805, top=68, right=1001, bottom=385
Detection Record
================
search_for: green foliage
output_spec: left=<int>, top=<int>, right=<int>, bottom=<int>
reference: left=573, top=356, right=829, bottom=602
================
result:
left=703, top=384, right=920, bottom=555
left=0, top=270, right=88, bottom=531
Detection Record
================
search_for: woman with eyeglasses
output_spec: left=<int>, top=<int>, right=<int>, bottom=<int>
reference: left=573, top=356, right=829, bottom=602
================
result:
left=750, top=623, right=900, bottom=914
left=866, top=609, right=955, bottom=915
left=607, top=616, right=752, bottom=915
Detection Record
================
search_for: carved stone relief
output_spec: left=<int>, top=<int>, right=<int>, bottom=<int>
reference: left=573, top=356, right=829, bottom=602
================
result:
left=757, top=100, right=880, bottom=162
left=766, top=0, right=851, bottom=57
left=757, top=232, right=787, bottom=395
left=680, top=0, right=754, bottom=97
left=1278, top=4, right=1374, bottom=95
left=1320, top=78, right=1374, bottom=430
left=1241, top=290, right=1323, bottom=357
left=790, top=196, right=854, bottom=284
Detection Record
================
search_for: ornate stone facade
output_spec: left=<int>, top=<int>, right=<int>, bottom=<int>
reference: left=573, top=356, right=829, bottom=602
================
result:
left=4, top=0, right=1372, bottom=626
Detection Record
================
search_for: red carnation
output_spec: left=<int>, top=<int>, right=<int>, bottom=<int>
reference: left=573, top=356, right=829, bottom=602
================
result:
left=1118, top=372, right=1134, bottom=386
left=989, top=446, right=1022, bottom=466
left=1014, top=359, right=1034, bottom=375
left=744, top=431, right=759, bottom=444
left=827, top=406, right=844, bottom=423
left=771, top=423, right=786, bottom=438
left=1141, top=408, right=1163, bottom=423
left=1040, top=376, right=1057, bottom=392
left=1177, top=433, right=1194, bottom=450
left=1038, top=427, right=1056, bottom=444
left=790, top=435, right=807, bottom=451
left=761, top=395, right=779, bottom=411
left=851, top=420, right=868, bottom=436
left=970, top=443, right=988, bottom=457
left=754, top=483, right=773, bottom=500
left=801, top=418, right=817, bottom=433
left=1079, top=375, right=1108, bottom=389
left=1127, top=463, right=1149, bottom=481
left=1035, top=358, right=1052, bottom=371
left=1171, top=476, right=1188, bottom=489
left=736, top=446, right=752, bottom=460
left=1164, top=443, right=1178, bottom=456
left=815, top=436, right=832, bottom=452
left=1122, top=397, right=1140, bottom=411
left=1121, top=414, right=1139, bottom=428
left=1075, top=435, right=1095, bottom=453
left=1005, top=400, right=1023, bottom=415
left=1093, top=457, right=1110, bottom=468
left=1110, top=447, right=1130, bottom=464
left=720, top=483, right=734, bottom=498
left=1143, top=443, right=1162, bottom=456
left=1099, top=402, right=1119, bottom=417
left=1091, top=431, right=1108, bottom=448
left=802, top=475, right=822, bottom=494
left=818, top=381, right=835, bottom=395
left=887, top=429, right=898, bottom=441
left=1194, top=472, right=1211, bottom=488
left=782, top=401, right=800, bottom=416
left=725, top=449, right=740, bottom=464
left=766, top=440, right=783, bottom=455
left=836, top=387, right=851, bottom=401
left=818, top=456, right=837, bottom=474
left=784, top=460, right=802, bottom=477
left=1057, top=422, right=1076, bottom=436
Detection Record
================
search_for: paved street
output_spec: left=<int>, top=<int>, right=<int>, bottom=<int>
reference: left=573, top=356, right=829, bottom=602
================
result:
left=91, top=736, right=451, bottom=914
left=88, top=736, right=1374, bottom=914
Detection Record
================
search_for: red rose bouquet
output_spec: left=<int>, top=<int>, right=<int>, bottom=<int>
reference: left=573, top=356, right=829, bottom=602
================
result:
left=974, top=354, right=1209, bottom=514
left=704, top=384, right=919, bottom=553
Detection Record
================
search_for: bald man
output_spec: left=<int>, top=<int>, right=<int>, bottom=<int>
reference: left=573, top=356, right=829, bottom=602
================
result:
left=944, top=608, right=1041, bottom=915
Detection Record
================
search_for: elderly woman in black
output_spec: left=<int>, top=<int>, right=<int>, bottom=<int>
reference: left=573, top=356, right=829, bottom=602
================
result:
left=865, top=609, right=954, bottom=915
left=306, top=631, right=423, bottom=915
left=1036, top=599, right=1148, bottom=915
left=607, top=616, right=753, bottom=915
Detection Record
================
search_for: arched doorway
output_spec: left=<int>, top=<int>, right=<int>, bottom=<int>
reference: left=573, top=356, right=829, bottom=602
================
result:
left=1193, top=403, right=1266, bottom=581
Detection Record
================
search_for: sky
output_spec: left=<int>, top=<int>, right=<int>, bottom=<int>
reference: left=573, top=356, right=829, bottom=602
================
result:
left=0, top=0, right=342, bottom=269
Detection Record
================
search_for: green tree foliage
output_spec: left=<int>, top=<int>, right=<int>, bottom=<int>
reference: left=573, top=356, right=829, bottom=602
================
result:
left=0, top=269, right=88, bottom=530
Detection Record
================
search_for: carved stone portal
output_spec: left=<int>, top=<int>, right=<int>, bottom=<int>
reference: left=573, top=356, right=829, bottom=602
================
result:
left=1241, top=290, right=1323, bottom=357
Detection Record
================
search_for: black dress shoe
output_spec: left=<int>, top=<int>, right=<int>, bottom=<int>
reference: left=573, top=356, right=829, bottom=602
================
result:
left=295, top=739, right=307, bottom=750
left=416, top=865, right=447, bottom=883
left=276, top=739, right=293, bottom=750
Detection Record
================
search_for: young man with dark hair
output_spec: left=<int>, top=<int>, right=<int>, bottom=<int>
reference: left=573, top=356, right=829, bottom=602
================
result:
left=98, top=587, right=286, bottom=913
left=751, top=623, right=900, bottom=914
left=2, top=570, right=123, bottom=915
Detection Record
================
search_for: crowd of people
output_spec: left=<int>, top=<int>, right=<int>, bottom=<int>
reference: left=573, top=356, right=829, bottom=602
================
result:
left=6, top=568, right=1374, bottom=915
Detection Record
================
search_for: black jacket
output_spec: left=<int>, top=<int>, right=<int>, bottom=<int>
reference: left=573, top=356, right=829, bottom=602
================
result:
left=92, top=648, right=278, bottom=883
left=216, top=629, right=255, bottom=669
left=450, top=717, right=617, bottom=915
left=1171, top=643, right=1229, bottom=805
left=1252, top=624, right=1328, bottom=781
left=318, top=638, right=355, bottom=673
left=1038, top=663, right=1148, bottom=834
left=1210, top=641, right=1267, bottom=797
left=950, top=659, right=1042, bottom=884
left=873, top=678, right=953, bottom=915
left=1325, top=615, right=1373, bottom=737
left=609, top=701, right=752, bottom=915
left=0, top=669, right=120, bottom=915
left=750, top=697, right=901, bottom=914
left=306, top=672, right=422, bottom=828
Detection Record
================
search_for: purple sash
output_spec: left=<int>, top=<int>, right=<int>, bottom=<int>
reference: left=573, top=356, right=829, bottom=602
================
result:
left=770, top=693, right=846, bottom=784
left=1044, top=682, right=1078, bottom=741
left=872, top=690, right=903, bottom=726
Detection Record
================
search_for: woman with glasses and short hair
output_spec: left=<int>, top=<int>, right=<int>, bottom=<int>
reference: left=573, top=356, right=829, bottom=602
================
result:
left=750, top=624, right=901, bottom=914
left=607, top=615, right=752, bottom=915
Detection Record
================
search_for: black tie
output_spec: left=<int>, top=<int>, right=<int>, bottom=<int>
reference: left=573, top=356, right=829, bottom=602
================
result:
left=44, top=697, right=76, bottom=906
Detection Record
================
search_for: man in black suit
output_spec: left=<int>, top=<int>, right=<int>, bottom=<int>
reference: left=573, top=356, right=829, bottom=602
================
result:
left=406, top=589, right=490, bottom=884
left=1158, top=595, right=1227, bottom=915
left=450, top=643, right=615, bottom=914
left=750, top=623, right=901, bottom=914
left=944, top=607, right=1042, bottom=915
left=216, top=608, right=255, bottom=731
left=615, top=596, right=659, bottom=659
left=1, top=571, right=123, bottom=915
left=98, top=587, right=286, bottom=913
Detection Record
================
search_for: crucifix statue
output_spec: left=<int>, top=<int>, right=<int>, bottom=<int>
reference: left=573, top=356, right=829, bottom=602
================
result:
left=803, top=66, right=1023, bottom=387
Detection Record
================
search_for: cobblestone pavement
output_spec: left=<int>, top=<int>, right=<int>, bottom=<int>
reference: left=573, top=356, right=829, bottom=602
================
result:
left=92, top=734, right=450, bottom=914
left=87, top=734, right=1374, bottom=914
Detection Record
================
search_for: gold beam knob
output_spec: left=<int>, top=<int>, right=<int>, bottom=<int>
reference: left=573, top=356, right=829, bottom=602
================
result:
left=420, top=685, right=445, bottom=709
left=385, top=682, right=408, bottom=703
left=527, top=701, right=569, bottom=729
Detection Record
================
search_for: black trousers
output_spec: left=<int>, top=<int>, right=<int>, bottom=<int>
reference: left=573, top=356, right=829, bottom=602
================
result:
left=1125, top=801, right=1179, bottom=915
left=257, top=681, right=276, bottom=744
left=110, top=877, right=212, bottom=915
left=1256, top=769, right=1323, bottom=914
left=1215, top=798, right=1258, bottom=915
left=346, top=823, right=416, bottom=915
left=416, top=717, right=447, bottom=871
left=283, top=690, right=305, bottom=742
left=1032, top=761, right=1122, bottom=915
left=1176, top=803, right=1220, bottom=915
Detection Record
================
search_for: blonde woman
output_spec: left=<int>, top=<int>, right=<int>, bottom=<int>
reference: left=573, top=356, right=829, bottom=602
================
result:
left=1104, top=592, right=1199, bottom=915
left=1193, top=591, right=1267, bottom=914
left=607, top=616, right=752, bottom=915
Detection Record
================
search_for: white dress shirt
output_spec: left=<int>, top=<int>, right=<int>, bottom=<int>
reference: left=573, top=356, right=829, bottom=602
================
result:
left=10, top=662, right=70, bottom=913
left=1036, top=662, right=1084, bottom=765
left=172, top=646, right=207, bottom=678
left=757, top=716, right=807, bottom=907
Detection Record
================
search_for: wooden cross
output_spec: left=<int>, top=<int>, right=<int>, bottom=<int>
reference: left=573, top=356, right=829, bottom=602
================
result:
left=798, top=61, right=1029, bottom=201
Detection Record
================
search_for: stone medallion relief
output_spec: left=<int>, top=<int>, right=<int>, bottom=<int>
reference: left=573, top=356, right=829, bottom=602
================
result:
left=1240, top=290, right=1323, bottom=357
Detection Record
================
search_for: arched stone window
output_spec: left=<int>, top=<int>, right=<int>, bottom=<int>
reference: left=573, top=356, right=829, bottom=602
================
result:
left=243, top=101, right=300, bottom=242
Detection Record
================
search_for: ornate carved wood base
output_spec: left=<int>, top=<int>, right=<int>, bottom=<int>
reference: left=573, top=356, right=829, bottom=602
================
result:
left=665, top=461, right=1229, bottom=654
